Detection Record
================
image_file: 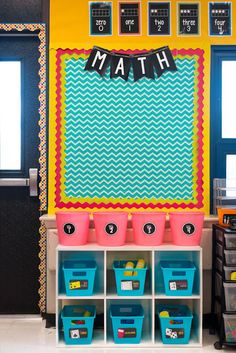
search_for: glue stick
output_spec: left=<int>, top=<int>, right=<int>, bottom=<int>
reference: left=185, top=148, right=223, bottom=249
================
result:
left=133, top=259, right=145, bottom=276
left=124, top=261, right=134, bottom=276
left=83, top=310, right=91, bottom=317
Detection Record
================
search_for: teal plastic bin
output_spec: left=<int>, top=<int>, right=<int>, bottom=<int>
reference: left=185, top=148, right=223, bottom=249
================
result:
left=113, top=260, right=147, bottom=296
left=61, top=305, right=96, bottom=345
left=160, top=261, right=196, bottom=296
left=63, top=260, right=97, bottom=296
left=110, top=304, right=144, bottom=344
left=157, top=304, right=193, bottom=344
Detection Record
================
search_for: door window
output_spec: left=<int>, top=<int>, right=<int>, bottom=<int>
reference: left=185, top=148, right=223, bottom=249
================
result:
left=0, top=61, right=21, bottom=170
left=222, top=61, right=236, bottom=138
left=211, top=46, right=236, bottom=211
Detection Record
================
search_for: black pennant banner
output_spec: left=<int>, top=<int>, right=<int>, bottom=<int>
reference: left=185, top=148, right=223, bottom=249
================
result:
left=110, top=54, right=131, bottom=81
left=84, top=47, right=111, bottom=76
left=132, top=54, right=155, bottom=81
left=85, top=46, right=177, bottom=81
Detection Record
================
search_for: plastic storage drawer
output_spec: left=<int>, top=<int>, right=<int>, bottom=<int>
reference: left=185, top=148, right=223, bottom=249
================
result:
left=224, top=266, right=236, bottom=281
left=63, top=260, right=97, bottom=296
left=160, top=261, right=196, bottom=296
left=110, top=304, right=144, bottom=344
left=113, top=260, right=147, bottom=296
left=225, top=234, right=236, bottom=249
left=224, top=282, right=236, bottom=311
left=224, top=250, right=236, bottom=266
left=223, top=313, right=236, bottom=343
left=61, top=305, right=96, bottom=345
left=157, top=304, right=193, bottom=345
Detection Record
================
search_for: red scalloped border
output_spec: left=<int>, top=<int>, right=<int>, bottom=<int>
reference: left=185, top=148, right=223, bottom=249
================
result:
left=55, top=48, right=204, bottom=210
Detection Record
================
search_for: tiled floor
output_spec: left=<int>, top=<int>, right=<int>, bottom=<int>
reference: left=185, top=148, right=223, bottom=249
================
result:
left=0, top=316, right=224, bottom=353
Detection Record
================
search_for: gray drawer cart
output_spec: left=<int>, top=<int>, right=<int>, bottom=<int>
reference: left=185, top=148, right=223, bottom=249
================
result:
left=211, top=224, right=236, bottom=349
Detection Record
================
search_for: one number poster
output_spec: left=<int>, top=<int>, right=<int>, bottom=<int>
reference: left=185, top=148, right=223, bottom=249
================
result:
left=178, top=3, right=200, bottom=35
left=119, top=2, right=141, bottom=35
left=90, top=2, right=112, bottom=35
left=148, top=2, right=170, bottom=35
left=209, top=2, right=231, bottom=36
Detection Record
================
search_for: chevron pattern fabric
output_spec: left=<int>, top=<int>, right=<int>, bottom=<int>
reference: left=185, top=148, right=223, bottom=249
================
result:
left=56, top=49, right=204, bottom=209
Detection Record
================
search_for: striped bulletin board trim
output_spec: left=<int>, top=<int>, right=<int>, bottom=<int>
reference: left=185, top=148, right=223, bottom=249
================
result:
left=55, top=48, right=204, bottom=209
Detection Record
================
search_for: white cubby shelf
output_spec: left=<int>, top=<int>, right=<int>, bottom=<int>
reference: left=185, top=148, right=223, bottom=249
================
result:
left=56, top=244, right=202, bottom=348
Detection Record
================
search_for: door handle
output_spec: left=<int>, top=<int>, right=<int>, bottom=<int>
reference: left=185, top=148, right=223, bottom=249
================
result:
left=29, top=168, right=38, bottom=196
left=0, top=168, right=38, bottom=196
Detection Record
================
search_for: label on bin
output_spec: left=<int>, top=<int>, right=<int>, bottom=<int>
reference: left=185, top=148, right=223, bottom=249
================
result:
left=105, top=223, right=118, bottom=235
left=169, top=280, right=188, bottom=291
left=182, top=223, right=195, bottom=236
left=223, top=214, right=236, bottom=225
left=69, top=328, right=88, bottom=339
left=165, top=328, right=184, bottom=339
left=121, top=280, right=140, bottom=290
left=118, top=328, right=137, bottom=338
left=69, top=280, right=88, bottom=290
left=63, top=223, right=76, bottom=235
left=143, top=222, right=156, bottom=235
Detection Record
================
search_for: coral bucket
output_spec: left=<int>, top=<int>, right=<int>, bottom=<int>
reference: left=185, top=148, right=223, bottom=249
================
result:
left=132, top=212, right=166, bottom=245
left=93, top=212, right=128, bottom=246
left=169, top=212, right=204, bottom=246
left=56, top=211, right=90, bottom=246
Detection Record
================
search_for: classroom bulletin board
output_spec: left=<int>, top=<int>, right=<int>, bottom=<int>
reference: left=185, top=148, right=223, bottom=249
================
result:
left=49, top=0, right=236, bottom=215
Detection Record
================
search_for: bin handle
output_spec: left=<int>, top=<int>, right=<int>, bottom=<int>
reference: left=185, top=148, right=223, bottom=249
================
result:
left=172, top=271, right=186, bottom=276
left=121, top=319, right=134, bottom=324
left=72, top=271, right=86, bottom=276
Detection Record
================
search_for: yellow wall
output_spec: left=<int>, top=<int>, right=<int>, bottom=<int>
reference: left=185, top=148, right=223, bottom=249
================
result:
left=49, top=0, right=236, bottom=215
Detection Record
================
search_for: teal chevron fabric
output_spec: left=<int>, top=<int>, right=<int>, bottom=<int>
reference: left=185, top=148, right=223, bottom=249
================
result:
left=64, top=57, right=195, bottom=201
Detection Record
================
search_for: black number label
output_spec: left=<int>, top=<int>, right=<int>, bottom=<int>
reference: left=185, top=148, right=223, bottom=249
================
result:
left=63, top=223, right=75, bottom=235
left=105, top=223, right=118, bottom=235
left=143, top=222, right=156, bottom=235
left=182, top=223, right=195, bottom=235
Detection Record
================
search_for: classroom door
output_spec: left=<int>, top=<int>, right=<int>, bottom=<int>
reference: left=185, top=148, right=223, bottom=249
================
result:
left=0, top=35, right=41, bottom=314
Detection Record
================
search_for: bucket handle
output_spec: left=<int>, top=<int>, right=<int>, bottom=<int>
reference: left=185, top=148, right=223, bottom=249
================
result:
left=171, top=271, right=186, bottom=276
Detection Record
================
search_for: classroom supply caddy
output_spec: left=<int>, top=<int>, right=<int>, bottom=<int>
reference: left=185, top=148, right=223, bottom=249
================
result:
left=217, top=207, right=236, bottom=228
left=157, top=304, right=193, bottom=344
left=63, top=260, right=97, bottom=296
left=113, top=260, right=147, bottom=296
left=61, top=305, right=96, bottom=345
left=56, top=241, right=203, bottom=347
left=210, top=224, right=236, bottom=350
